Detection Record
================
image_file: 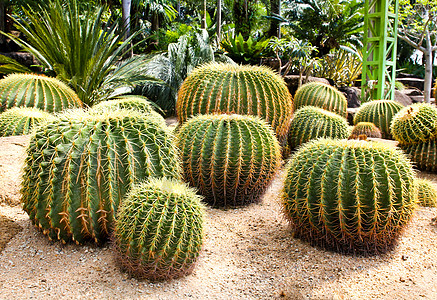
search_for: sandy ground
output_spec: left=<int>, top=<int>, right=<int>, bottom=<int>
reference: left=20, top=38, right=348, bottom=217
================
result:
left=0, top=135, right=436, bottom=300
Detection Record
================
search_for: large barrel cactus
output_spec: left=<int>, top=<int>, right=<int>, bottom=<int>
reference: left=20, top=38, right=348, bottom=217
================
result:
left=294, top=82, right=347, bottom=118
left=0, top=107, right=56, bottom=137
left=288, top=106, right=349, bottom=149
left=176, top=63, right=293, bottom=144
left=353, top=100, right=404, bottom=139
left=349, top=122, right=382, bottom=140
left=175, top=114, right=281, bottom=207
left=113, top=177, right=205, bottom=281
left=399, top=140, right=437, bottom=172
left=282, top=139, right=416, bottom=254
left=390, top=103, right=437, bottom=145
left=414, top=178, right=437, bottom=207
left=0, top=73, right=82, bottom=113
left=21, top=109, right=181, bottom=244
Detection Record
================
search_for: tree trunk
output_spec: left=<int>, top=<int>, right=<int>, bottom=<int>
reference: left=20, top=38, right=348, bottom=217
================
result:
left=216, top=0, right=222, bottom=43
left=268, top=0, right=281, bottom=38
left=122, top=0, right=131, bottom=38
left=151, top=11, right=160, bottom=32
left=201, top=0, right=207, bottom=29
left=0, top=2, right=5, bottom=45
left=423, top=31, right=433, bottom=103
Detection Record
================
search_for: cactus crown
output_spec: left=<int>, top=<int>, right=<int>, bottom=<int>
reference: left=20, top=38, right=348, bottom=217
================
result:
left=294, top=82, right=347, bottom=118
left=113, top=177, right=205, bottom=281
left=282, top=138, right=416, bottom=254
left=176, top=62, right=293, bottom=144
left=349, top=122, right=382, bottom=140
left=0, top=73, right=82, bottom=113
left=414, top=178, right=437, bottom=207
left=0, top=107, right=56, bottom=137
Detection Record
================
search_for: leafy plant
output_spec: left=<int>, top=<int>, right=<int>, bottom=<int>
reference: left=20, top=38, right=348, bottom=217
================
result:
left=220, top=32, right=270, bottom=64
left=0, top=54, right=31, bottom=75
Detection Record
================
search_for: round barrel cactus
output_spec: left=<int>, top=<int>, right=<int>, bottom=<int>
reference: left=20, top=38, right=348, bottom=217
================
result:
left=113, top=177, right=205, bottom=281
left=390, top=103, right=437, bottom=145
left=349, top=122, right=382, bottom=140
left=0, top=107, right=56, bottom=137
left=21, top=109, right=181, bottom=244
left=294, top=82, right=347, bottom=118
left=175, top=114, right=281, bottom=207
left=414, top=178, right=437, bottom=207
left=176, top=63, right=293, bottom=145
left=0, top=73, right=82, bottom=113
left=288, top=106, right=349, bottom=149
left=282, top=139, right=416, bottom=254
left=353, top=100, right=404, bottom=139
left=399, top=140, right=437, bottom=172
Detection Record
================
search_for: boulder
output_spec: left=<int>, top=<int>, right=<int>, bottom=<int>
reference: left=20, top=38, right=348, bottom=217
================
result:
left=338, top=86, right=361, bottom=108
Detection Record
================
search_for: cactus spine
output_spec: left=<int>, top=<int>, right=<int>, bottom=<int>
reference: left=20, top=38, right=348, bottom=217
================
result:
left=414, top=178, right=437, bottom=207
left=21, top=109, right=181, bottom=244
left=288, top=106, right=349, bottom=149
left=353, top=100, right=404, bottom=139
left=176, top=63, right=293, bottom=145
left=390, top=103, right=437, bottom=145
left=176, top=114, right=281, bottom=207
left=282, top=139, right=416, bottom=254
left=349, top=122, right=382, bottom=140
left=0, top=107, right=56, bottom=137
left=0, top=73, right=82, bottom=113
left=113, top=177, right=205, bottom=281
left=294, top=82, right=347, bottom=118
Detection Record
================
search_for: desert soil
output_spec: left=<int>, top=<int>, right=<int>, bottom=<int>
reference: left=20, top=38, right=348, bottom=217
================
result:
left=0, top=135, right=436, bottom=300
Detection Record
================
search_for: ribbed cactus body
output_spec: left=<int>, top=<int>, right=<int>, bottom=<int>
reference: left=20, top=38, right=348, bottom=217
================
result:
left=294, top=82, right=347, bottom=118
left=354, top=100, right=404, bottom=139
left=390, top=103, right=437, bottom=145
left=399, top=140, right=437, bottom=172
left=349, top=122, right=382, bottom=140
left=414, top=178, right=437, bottom=207
left=176, top=63, right=293, bottom=144
left=288, top=106, right=349, bottom=149
left=21, top=109, right=181, bottom=244
left=282, top=139, right=416, bottom=254
left=0, top=107, right=56, bottom=137
left=113, top=178, right=205, bottom=281
left=0, top=73, right=82, bottom=113
left=176, top=114, right=281, bottom=207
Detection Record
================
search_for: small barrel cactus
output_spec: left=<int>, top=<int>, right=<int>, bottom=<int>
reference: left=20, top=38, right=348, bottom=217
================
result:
left=294, top=82, right=347, bottom=118
left=399, top=140, right=437, bottom=172
left=353, top=100, right=404, bottom=139
left=282, top=139, right=416, bottom=254
left=175, top=114, right=281, bottom=207
left=288, top=106, right=349, bottom=149
left=176, top=63, right=293, bottom=145
left=0, top=73, right=82, bottom=113
left=390, top=103, right=437, bottom=145
left=414, top=178, right=437, bottom=207
left=21, top=109, right=181, bottom=244
left=349, top=122, right=382, bottom=140
left=113, top=177, right=205, bottom=281
left=0, top=107, right=56, bottom=137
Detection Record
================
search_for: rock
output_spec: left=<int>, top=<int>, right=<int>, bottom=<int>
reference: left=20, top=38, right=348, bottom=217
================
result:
left=283, top=75, right=330, bottom=98
left=347, top=107, right=359, bottom=125
left=338, top=86, right=361, bottom=108
left=394, top=90, right=413, bottom=106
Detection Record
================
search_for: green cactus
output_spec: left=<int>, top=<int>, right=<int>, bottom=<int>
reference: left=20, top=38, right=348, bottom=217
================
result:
left=282, top=138, right=416, bottom=254
left=113, top=177, right=205, bottom=281
left=0, top=107, right=56, bottom=137
left=0, top=73, right=82, bottom=113
left=294, top=82, right=347, bottom=118
left=175, top=114, right=281, bottom=207
left=349, top=122, right=382, bottom=140
left=399, top=140, right=437, bottom=172
left=288, top=106, right=349, bottom=149
left=354, top=100, right=404, bottom=139
left=176, top=62, right=293, bottom=145
left=414, top=178, right=437, bottom=207
left=390, top=103, right=437, bottom=145
left=21, top=109, right=181, bottom=244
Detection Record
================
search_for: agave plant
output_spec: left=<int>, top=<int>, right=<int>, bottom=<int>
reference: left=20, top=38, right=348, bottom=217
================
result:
left=2, top=0, right=160, bottom=106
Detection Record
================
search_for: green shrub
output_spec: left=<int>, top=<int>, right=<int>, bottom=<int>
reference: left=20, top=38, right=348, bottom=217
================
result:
left=0, top=107, right=56, bottom=137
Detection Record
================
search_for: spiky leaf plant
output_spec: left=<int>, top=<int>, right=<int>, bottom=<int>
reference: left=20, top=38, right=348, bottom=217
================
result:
left=390, top=103, right=437, bottom=145
left=0, top=73, right=82, bottom=113
left=176, top=114, right=281, bottom=207
left=0, top=107, right=56, bottom=137
left=113, top=177, right=205, bottom=281
left=399, top=140, right=437, bottom=172
left=176, top=63, right=293, bottom=145
left=294, top=82, right=348, bottom=118
left=414, top=178, right=437, bottom=207
left=353, top=100, right=404, bottom=139
left=349, top=122, right=382, bottom=140
left=21, top=109, right=181, bottom=244
left=282, top=139, right=416, bottom=254
left=288, top=106, right=349, bottom=149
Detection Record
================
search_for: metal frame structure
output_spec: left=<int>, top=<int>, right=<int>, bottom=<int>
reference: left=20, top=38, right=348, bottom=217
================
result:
left=361, top=0, right=399, bottom=101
